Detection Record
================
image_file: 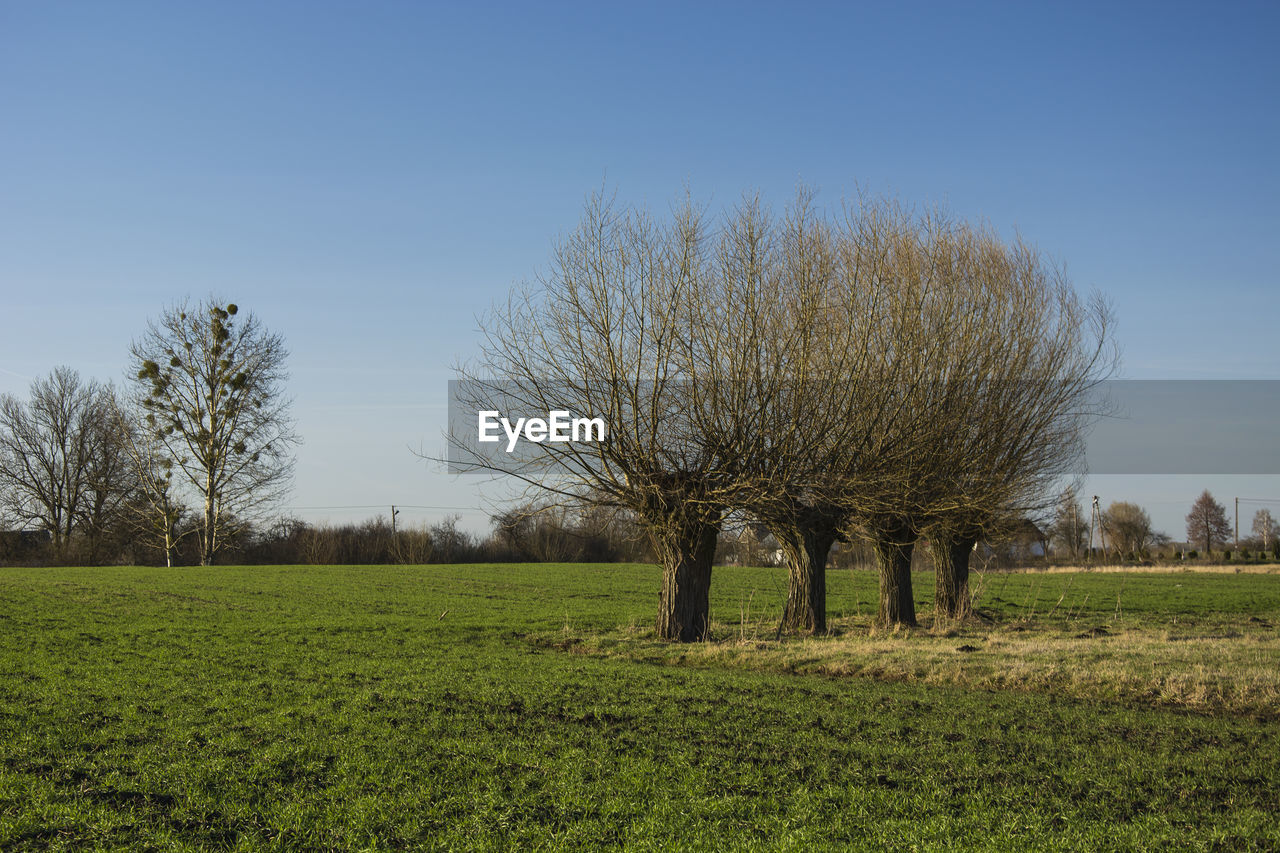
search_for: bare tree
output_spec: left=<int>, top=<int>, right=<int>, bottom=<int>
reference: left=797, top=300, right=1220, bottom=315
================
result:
left=75, top=390, right=141, bottom=564
left=1102, top=501, right=1154, bottom=558
left=738, top=193, right=942, bottom=633
left=1252, top=508, right=1276, bottom=553
left=108, top=399, right=195, bottom=567
left=491, top=500, right=618, bottom=562
left=129, top=299, right=298, bottom=566
left=492, top=501, right=575, bottom=561
left=427, top=515, right=472, bottom=563
left=451, top=191, right=797, bottom=641
left=1186, top=490, right=1231, bottom=558
left=915, top=223, right=1116, bottom=620
left=0, top=367, right=126, bottom=557
left=1048, top=486, right=1087, bottom=560
left=725, top=192, right=868, bottom=634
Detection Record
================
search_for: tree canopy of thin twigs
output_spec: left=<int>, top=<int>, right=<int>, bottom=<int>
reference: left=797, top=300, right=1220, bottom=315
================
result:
left=0, top=367, right=133, bottom=561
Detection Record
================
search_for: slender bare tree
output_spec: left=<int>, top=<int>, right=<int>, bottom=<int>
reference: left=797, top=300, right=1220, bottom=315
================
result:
left=1252, top=508, right=1276, bottom=553
left=129, top=299, right=298, bottom=566
left=1186, top=490, right=1231, bottom=558
left=108, top=399, right=195, bottom=567
left=1048, top=486, right=1087, bottom=560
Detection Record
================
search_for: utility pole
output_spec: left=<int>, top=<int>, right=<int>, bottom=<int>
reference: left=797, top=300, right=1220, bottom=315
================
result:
left=1089, top=495, right=1099, bottom=564
left=1072, top=501, right=1079, bottom=561
left=1234, top=497, right=1239, bottom=550
left=1090, top=495, right=1111, bottom=564
left=390, top=505, right=402, bottom=564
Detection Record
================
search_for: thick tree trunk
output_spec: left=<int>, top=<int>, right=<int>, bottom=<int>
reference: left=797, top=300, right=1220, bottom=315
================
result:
left=933, top=533, right=978, bottom=620
left=775, top=525, right=837, bottom=635
left=656, top=521, right=720, bottom=642
left=872, top=521, right=917, bottom=627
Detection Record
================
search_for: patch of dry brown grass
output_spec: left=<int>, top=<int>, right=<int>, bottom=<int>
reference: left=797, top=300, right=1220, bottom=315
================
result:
left=1012, top=563, right=1280, bottom=575
left=548, top=613, right=1280, bottom=718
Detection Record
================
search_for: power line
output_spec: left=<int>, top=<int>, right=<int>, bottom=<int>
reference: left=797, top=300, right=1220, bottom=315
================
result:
left=285, top=504, right=486, bottom=512
left=1234, top=498, right=1279, bottom=550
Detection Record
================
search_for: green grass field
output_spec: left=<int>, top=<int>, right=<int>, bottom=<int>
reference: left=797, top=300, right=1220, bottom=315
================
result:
left=2, top=563, right=1278, bottom=851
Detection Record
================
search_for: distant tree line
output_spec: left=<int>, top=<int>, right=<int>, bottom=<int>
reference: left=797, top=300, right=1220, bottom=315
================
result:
left=0, top=497, right=655, bottom=568
left=1046, top=486, right=1280, bottom=562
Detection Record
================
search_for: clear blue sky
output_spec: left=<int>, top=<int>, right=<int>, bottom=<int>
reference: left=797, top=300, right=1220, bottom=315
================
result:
left=2, top=1, right=1277, bottom=540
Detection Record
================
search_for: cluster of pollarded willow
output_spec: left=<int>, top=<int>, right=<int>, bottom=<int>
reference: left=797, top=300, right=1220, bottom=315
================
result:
left=461, top=189, right=1116, bottom=641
